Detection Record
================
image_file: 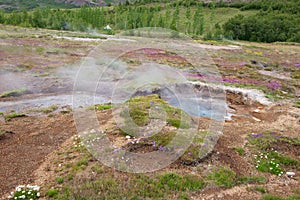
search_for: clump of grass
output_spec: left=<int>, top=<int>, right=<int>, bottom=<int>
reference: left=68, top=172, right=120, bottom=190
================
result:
left=0, top=88, right=26, bottom=98
left=46, top=189, right=58, bottom=198
left=4, top=112, right=26, bottom=121
left=87, top=103, right=113, bottom=111
left=157, top=173, right=205, bottom=191
left=293, top=101, right=300, bottom=108
left=0, top=130, right=7, bottom=140
left=232, top=147, right=246, bottom=156
left=121, top=94, right=191, bottom=130
left=56, top=177, right=64, bottom=184
left=252, top=186, right=267, bottom=193
left=237, top=175, right=266, bottom=184
left=206, top=167, right=236, bottom=188
left=34, top=105, right=58, bottom=114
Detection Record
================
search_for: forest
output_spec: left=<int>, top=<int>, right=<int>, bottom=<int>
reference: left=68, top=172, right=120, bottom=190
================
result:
left=0, top=0, right=299, bottom=43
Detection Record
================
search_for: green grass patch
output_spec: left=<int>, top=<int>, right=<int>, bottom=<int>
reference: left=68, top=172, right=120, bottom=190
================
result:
left=56, top=177, right=64, bottom=184
left=46, top=189, right=58, bottom=198
left=57, top=172, right=204, bottom=199
left=87, top=103, right=113, bottom=111
left=122, top=94, right=191, bottom=129
left=232, top=147, right=245, bottom=156
left=293, top=101, right=300, bottom=108
left=4, top=112, right=26, bottom=121
left=252, top=186, right=267, bottom=194
left=0, top=88, right=26, bottom=98
left=248, top=132, right=300, bottom=175
left=33, top=105, right=58, bottom=114
left=237, top=175, right=266, bottom=185
left=206, top=167, right=236, bottom=188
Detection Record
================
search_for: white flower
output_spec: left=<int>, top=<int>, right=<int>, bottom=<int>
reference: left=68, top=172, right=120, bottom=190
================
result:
left=125, top=135, right=131, bottom=139
left=37, top=192, right=40, bottom=197
left=16, top=188, right=21, bottom=192
left=20, top=195, right=25, bottom=199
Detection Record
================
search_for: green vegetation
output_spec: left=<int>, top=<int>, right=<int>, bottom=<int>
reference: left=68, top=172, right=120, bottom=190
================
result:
left=0, top=0, right=298, bottom=42
left=232, top=146, right=245, bottom=156
left=293, top=101, right=300, bottom=108
left=222, top=0, right=300, bottom=42
left=56, top=177, right=64, bottom=184
left=261, top=194, right=300, bottom=200
left=0, top=130, right=6, bottom=139
left=4, top=112, right=26, bottom=121
left=57, top=172, right=204, bottom=199
left=237, top=175, right=266, bottom=185
left=0, top=1, right=256, bottom=37
left=123, top=94, right=191, bottom=129
left=247, top=132, right=300, bottom=175
left=13, top=188, right=39, bottom=200
left=46, top=189, right=58, bottom=198
left=0, top=88, right=26, bottom=98
left=0, top=0, right=77, bottom=11
left=206, top=167, right=267, bottom=188
left=252, top=186, right=267, bottom=193
left=33, top=105, right=58, bottom=114
left=206, top=167, right=237, bottom=188
left=88, top=103, right=113, bottom=111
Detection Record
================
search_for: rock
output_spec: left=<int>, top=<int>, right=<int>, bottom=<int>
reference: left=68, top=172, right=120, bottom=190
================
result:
left=252, top=117, right=261, bottom=122
left=286, top=172, right=295, bottom=176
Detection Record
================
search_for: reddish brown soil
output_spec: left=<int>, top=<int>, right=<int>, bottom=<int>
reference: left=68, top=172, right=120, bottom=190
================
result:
left=0, top=113, right=76, bottom=198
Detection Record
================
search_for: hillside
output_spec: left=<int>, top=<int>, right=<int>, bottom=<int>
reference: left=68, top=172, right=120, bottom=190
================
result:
left=0, top=0, right=126, bottom=10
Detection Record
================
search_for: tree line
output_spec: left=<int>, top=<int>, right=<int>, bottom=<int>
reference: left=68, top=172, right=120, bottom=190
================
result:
left=0, top=2, right=205, bottom=36
left=0, top=0, right=299, bottom=43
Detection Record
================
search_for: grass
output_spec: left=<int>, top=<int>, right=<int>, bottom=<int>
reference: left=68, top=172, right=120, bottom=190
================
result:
left=252, top=186, right=267, bottom=194
left=206, top=167, right=236, bottom=188
left=247, top=132, right=300, bottom=175
left=46, top=189, right=58, bottom=198
left=4, top=112, right=26, bottom=121
left=0, top=130, right=6, bottom=139
left=56, top=177, right=64, bottom=184
left=293, top=101, right=300, bottom=108
left=33, top=105, right=58, bottom=114
left=122, top=94, right=191, bottom=129
left=57, top=172, right=205, bottom=199
left=237, top=175, right=266, bottom=185
left=0, top=88, right=26, bottom=98
left=260, top=194, right=300, bottom=200
left=206, top=167, right=267, bottom=188
left=232, top=147, right=246, bottom=156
